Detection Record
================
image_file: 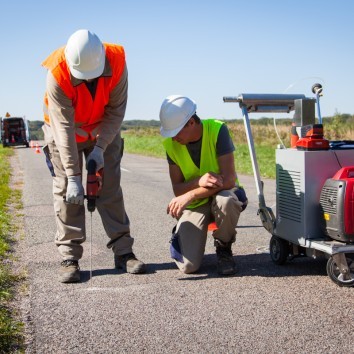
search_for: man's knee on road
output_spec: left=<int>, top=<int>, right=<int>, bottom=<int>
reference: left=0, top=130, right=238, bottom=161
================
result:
left=176, top=259, right=201, bottom=274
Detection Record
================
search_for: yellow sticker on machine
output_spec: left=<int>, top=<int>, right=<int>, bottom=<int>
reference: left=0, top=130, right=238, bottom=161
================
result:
left=324, top=213, right=330, bottom=221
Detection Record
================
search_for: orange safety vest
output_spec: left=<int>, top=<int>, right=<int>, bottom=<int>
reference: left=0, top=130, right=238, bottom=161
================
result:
left=42, top=43, right=125, bottom=143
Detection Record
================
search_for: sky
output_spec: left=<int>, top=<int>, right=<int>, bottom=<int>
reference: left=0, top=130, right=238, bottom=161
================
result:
left=1, top=0, right=354, bottom=122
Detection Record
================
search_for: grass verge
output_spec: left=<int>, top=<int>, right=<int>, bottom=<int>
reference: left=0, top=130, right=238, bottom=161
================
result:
left=0, top=146, right=24, bottom=352
left=122, top=130, right=277, bottom=179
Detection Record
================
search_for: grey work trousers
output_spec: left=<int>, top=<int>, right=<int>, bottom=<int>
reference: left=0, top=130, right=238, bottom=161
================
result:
left=43, top=126, right=134, bottom=260
left=172, top=189, right=243, bottom=274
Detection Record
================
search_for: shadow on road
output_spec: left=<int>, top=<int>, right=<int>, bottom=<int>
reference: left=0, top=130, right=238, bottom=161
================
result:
left=77, top=253, right=328, bottom=283
left=79, top=261, right=177, bottom=282
left=80, top=268, right=118, bottom=282
left=177, top=253, right=328, bottom=281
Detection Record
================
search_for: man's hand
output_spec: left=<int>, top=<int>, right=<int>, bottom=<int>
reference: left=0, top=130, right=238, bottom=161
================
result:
left=86, top=145, right=104, bottom=172
left=198, top=172, right=223, bottom=188
left=66, top=176, right=84, bottom=205
left=167, top=193, right=193, bottom=219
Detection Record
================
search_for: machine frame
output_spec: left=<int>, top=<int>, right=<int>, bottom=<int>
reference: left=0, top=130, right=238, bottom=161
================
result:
left=224, top=92, right=354, bottom=287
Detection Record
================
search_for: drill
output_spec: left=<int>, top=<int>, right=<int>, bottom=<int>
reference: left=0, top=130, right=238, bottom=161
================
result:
left=86, top=160, right=103, bottom=212
left=85, top=159, right=103, bottom=285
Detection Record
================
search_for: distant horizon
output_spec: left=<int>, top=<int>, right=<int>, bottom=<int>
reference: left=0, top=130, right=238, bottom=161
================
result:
left=18, top=112, right=352, bottom=123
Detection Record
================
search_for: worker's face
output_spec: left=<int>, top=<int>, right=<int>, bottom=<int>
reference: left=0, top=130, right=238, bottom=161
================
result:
left=172, top=119, right=193, bottom=145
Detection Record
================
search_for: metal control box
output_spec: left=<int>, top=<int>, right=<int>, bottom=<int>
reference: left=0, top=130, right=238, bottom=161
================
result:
left=274, top=149, right=354, bottom=245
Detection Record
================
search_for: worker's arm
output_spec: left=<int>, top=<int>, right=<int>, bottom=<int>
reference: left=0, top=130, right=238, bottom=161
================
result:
left=46, top=71, right=80, bottom=176
left=95, top=64, right=128, bottom=150
left=167, top=152, right=237, bottom=218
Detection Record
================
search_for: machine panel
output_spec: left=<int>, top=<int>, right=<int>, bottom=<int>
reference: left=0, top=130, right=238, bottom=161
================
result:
left=275, top=149, right=354, bottom=245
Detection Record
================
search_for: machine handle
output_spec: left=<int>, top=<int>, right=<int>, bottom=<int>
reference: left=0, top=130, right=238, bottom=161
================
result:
left=223, top=93, right=308, bottom=113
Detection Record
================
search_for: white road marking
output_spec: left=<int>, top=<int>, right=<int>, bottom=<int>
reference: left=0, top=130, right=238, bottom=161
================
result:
left=256, top=246, right=270, bottom=254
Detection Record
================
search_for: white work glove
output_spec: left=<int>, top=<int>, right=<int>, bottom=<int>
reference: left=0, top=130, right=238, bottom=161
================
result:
left=66, top=176, right=85, bottom=205
left=86, top=145, right=104, bottom=172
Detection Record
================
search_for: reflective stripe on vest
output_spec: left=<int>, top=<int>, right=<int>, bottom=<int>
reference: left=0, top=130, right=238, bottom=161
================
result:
left=163, top=119, right=223, bottom=209
left=42, top=43, right=125, bottom=143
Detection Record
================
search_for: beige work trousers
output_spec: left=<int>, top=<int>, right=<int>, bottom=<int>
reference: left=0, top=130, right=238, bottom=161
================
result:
left=172, top=189, right=243, bottom=273
left=43, top=126, right=134, bottom=260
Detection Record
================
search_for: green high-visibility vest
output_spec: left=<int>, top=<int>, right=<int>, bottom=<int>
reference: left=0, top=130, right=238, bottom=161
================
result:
left=163, top=119, right=224, bottom=209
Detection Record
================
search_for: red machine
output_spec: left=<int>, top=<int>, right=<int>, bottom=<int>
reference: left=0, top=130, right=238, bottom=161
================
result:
left=295, top=124, right=330, bottom=151
left=320, top=166, right=354, bottom=243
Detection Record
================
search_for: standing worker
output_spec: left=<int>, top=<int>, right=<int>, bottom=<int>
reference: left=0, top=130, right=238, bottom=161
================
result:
left=42, top=29, right=145, bottom=283
left=159, top=95, right=248, bottom=275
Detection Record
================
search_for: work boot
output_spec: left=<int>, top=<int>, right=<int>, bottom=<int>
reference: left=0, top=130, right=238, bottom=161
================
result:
left=215, top=240, right=236, bottom=276
left=114, top=253, right=146, bottom=274
left=59, top=260, right=80, bottom=283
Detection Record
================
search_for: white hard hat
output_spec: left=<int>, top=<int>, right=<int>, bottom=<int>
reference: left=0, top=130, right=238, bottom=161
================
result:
left=159, top=95, right=197, bottom=137
left=65, top=29, right=105, bottom=80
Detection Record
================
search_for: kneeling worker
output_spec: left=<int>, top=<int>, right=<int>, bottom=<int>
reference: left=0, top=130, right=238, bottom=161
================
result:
left=159, top=95, right=248, bottom=275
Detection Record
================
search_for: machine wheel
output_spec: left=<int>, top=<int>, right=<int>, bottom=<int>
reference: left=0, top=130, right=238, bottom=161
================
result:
left=326, top=254, right=354, bottom=287
left=269, top=235, right=289, bottom=265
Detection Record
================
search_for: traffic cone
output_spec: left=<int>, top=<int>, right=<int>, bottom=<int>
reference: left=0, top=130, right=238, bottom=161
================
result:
left=35, top=142, right=41, bottom=154
left=11, top=135, right=15, bottom=143
left=30, top=140, right=34, bottom=148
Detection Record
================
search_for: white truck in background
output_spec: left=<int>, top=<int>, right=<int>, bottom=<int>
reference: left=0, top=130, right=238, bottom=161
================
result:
left=0, top=114, right=30, bottom=148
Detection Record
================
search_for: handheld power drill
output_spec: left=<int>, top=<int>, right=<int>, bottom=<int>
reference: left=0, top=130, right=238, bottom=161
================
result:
left=86, top=160, right=103, bottom=212
left=85, top=159, right=103, bottom=286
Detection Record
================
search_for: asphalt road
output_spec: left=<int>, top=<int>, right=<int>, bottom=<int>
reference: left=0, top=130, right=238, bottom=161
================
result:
left=13, top=146, right=353, bottom=354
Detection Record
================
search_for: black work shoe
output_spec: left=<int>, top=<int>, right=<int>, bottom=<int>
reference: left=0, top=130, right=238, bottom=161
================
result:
left=216, top=244, right=236, bottom=276
left=59, top=260, right=80, bottom=283
left=114, top=253, right=146, bottom=274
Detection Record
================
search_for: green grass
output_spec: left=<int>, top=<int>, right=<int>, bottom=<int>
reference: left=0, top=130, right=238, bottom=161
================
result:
left=0, top=146, right=24, bottom=353
left=122, top=130, right=277, bottom=179
left=122, top=115, right=354, bottom=180
left=234, top=144, right=275, bottom=179
left=124, top=134, right=165, bottom=158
